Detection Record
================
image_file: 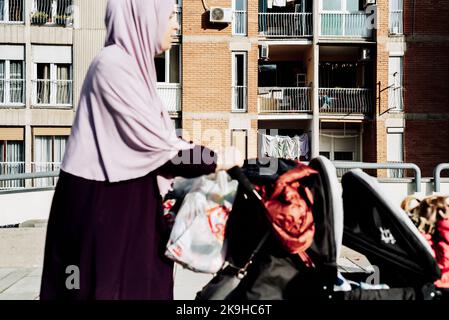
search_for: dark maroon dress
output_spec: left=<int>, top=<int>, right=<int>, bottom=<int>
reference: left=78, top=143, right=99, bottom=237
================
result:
left=40, top=145, right=217, bottom=300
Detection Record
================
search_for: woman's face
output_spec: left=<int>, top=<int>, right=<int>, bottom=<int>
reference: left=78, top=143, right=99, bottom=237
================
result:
left=161, top=7, right=180, bottom=52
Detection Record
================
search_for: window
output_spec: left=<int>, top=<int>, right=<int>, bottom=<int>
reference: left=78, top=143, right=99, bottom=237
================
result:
left=319, top=131, right=360, bottom=161
left=0, top=127, right=25, bottom=189
left=389, top=0, right=403, bottom=35
left=33, top=63, right=72, bottom=107
left=0, top=59, right=25, bottom=106
left=387, top=131, right=404, bottom=178
left=233, top=0, right=247, bottom=36
left=31, top=0, right=73, bottom=25
left=232, top=52, right=248, bottom=112
left=33, top=132, right=68, bottom=186
left=322, top=0, right=342, bottom=11
left=322, top=0, right=363, bottom=12
left=231, top=129, right=248, bottom=160
left=155, top=45, right=181, bottom=84
left=155, top=45, right=182, bottom=113
left=0, top=0, right=24, bottom=23
left=388, top=56, right=403, bottom=111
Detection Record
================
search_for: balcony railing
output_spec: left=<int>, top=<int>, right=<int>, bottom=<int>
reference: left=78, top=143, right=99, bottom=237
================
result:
left=32, top=79, right=73, bottom=107
left=0, top=79, right=25, bottom=106
left=259, top=13, right=313, bottom=37
left=0, top=0, right=24, bottom=23
left=389, top=10, right=403, bottom=35
left=31, top=0, right=73, bottom=26
left=319, top=88, right=372, bottom=114
left=258, top=87, right=312, bottom=113
left=31, top=161, right=61, bottom=187
left=157, top=83, right=181, bottom=113
left=388, top=86, right=404, bottom=111
left=233, top=10, right=247, bottom=36
left=232, top=85, right=247, bottom=112
left=320, top=12, right=373, bottom=38
left=0, top=162, right=25, bottom=189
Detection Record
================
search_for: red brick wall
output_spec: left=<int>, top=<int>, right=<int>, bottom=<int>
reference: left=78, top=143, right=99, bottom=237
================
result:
left=403, top=0, right=449, bottom=36
left=403, top=43, right=449, bottom=114
left=405, top=120, right=449, bottom=176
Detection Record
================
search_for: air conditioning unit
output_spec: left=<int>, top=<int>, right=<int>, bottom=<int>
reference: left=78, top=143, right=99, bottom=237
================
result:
left=209, top=7, right=233, bottom=23
left=360, top=48, right=371, bottom=61
left=364, top=0, right=376, bottom=7
left=260, top=45, right=269, bottom=60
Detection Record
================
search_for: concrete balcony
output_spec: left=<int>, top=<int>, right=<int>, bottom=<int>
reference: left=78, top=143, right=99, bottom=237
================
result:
left=157, top=83, right=181, bottom=113
left=320, top=12, right=373, bottom=39
left=31, top=79, right=73, bottom=108
left=319, top=88, right=372, bottom=114
left=258, top=87, right=312, bottom=113
left=0, top=79, right=25, bottom=107
left=259, top=12, right=313, bottom=38
left=30, top=0, right=73, bottom=27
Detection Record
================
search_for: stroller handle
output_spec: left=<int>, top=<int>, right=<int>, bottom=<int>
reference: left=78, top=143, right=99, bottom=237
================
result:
left=227, top=166, right=263, bottom=201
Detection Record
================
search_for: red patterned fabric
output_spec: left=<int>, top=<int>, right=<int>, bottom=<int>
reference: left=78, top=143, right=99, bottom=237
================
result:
left=256, top=163, right=318, bottom=266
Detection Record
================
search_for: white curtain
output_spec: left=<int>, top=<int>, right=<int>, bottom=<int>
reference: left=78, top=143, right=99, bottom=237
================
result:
left=37, top=63, right=50, bottom=104
left=57, top=64, right=70, bottom=104
left=10, top=61, right=23, bottom=103
left=34, top=136, right=53, bottom=186
left=0, top=60, right=4, bottom=103
left=1, top=141, right=25, bottom=188
left=53, top=136, right=67, bottom=163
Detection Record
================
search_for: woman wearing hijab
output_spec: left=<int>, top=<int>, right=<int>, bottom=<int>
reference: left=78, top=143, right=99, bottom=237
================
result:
left=39, top=0, right=242, bottom=300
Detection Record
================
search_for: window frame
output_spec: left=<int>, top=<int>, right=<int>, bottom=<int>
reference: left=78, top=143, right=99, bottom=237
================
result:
left=33, top=62, right=73, bottom=108
left=0, top=59, right=25, bottom=107
left=231, top=51, right=248, bottom=112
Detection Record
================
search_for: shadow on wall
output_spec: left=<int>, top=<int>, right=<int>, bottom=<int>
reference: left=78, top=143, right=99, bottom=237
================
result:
left=201, top=11, right=229, bottom=31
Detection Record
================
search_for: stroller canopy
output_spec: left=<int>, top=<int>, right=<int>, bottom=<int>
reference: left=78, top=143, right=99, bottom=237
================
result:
left=342, top=169, right=441, bottom=287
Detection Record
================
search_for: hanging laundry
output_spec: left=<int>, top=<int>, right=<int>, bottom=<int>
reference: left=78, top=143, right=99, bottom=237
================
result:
left=273, top=0, right=287, bottom=7
left=260, top=133, right=310, bottom=160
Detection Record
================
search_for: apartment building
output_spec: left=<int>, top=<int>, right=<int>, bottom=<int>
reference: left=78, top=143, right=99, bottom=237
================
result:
left=181, top=0, right=449, bottom=177
left=1, top=0, right=448, bottom=189
left=0, top=0, right=108, bottom=188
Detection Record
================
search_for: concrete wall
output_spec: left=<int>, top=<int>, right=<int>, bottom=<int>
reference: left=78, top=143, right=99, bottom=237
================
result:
left=0, top=190, right=55, bottom=226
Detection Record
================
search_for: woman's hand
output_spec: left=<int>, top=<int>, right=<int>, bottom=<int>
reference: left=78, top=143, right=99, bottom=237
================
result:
left=215, top=146, right=244, bottom=172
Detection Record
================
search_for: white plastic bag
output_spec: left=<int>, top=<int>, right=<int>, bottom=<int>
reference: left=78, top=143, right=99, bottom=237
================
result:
left=165, top=171, right=238, bottom=273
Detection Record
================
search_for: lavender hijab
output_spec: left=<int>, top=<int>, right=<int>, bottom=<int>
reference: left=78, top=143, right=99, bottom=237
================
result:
left=61, top=0, right=193, bottom=196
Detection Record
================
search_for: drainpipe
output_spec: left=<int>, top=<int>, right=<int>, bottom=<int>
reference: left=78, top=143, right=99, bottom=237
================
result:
left=311, top=1, right=320, bottom=158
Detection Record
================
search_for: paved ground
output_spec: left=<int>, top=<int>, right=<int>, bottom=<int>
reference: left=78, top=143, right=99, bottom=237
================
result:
left=0, top=224, right=370, bottom=300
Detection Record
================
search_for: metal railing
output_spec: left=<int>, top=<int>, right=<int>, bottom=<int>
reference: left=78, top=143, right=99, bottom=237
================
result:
left=388, top=86, right=404, bottom=111
left=258, top=87, right=312, bottom=113
left=157, top=83, right=181, bottom=113
left=32, top=79, right=73, bottom=107
left=0, top=79, right=25, bottom=106
left=389, top=10, right=403, bottom=35
left=0, top=162, right=25, bottom=189
left=31, top=0, right=73, bottom=26
left=233, top=10, right=247, bottom=36
left=434, top=163, right=449, bottom=193
left=31, top=162, right=61, bottom=188
left=320, top=12, right=372, bottom=38
left=0, top=0, right=24, bottom=23
left=259, top=13, right=313, bottom=37
left=232, top=85, right=247, bottom=112
left=387, top=161, right=405, bottom=179
left=319, top=88, right=372, bottom=114
left=334, top=162, right=422, bottom=193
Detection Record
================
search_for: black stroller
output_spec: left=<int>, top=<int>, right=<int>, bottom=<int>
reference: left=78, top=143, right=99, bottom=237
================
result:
left=196, top=156, right=446, bottom=300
